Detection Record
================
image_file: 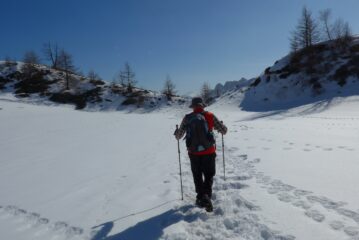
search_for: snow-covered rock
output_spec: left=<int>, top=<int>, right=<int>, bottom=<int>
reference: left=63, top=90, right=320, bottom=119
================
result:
left=0, top=61, right=188, bottom=111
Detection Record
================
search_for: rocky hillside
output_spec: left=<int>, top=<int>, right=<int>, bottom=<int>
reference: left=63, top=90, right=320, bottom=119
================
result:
left=238, top=37, right=359, bottom=111
left=212, top=78, right=251, bottom=97
left=0, top=62, right=186, bottom=111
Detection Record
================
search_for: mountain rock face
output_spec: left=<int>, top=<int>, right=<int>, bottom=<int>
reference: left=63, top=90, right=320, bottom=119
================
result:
left=0, top=62, right=186, bottom=110
left=239, top=37, right=359, bottom=111
left=212, top=78, right=250, bottom=97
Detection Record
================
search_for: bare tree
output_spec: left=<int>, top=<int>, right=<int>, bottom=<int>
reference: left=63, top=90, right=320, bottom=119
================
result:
left=200, top=82, right=212, bottom=105
left=332, top=18, right=352, bottom=40
left=290, top=31, right=300, bottom=53
left=21, top=51, right=40, bottom=78
left=291, top=6, right=320, bottom=50
left=162, top=75, right=176, bottom=100
left=88, top=70, right=101, bottom=82
left=58, top=49, right=75, bottom=90
left=120, top=62, right=137, bottom=93
left=43, top=42, right=59, bottom=69
left=23, top=51, right=40, bottom=65
left=319, top=9, right=333, bottom=41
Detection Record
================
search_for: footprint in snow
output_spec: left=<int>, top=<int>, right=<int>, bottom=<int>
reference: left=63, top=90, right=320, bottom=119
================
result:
left=344, top=226, right=359, bottom=236
left=293, top=189, right=312, bottom=197
left=277, top=192, right=295, bottom=203
left=229, top=147, right=239, bottom=152
left=292, top=200, right=311, bottom=210
left=323, top=148, right=333, bottom=151
left=4, top=205, right=27, bottom=217
left=303, top=149, right=312, bottom=152
left=267, top=188, right=280, bottom=195
left=307, top=195, right=346, bottom=210
left=329, top=220, right=344, bottom=231
left=336, top=208, right=359, bottom=223
left=238, top=154, right=248, bottom=161
left=227, top=175, right=252, bottom=181
left=305, top=209, right=325, bottom=222
left=250, top=158, right=261, bottom=163
left=228, top=182, right=249, bottom=190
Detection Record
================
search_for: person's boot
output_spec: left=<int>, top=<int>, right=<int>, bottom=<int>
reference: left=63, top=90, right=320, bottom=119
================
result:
left=195, top=198, right=205, bottom=208
left=201, top=194, right=213, bottom=212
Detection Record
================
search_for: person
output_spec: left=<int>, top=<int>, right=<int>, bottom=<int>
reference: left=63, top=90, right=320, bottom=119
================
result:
left=174, top=97, right=227, bottom=211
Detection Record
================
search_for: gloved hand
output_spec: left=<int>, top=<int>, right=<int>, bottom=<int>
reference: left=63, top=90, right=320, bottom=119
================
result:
left=174, top=129, right=181, bottom=140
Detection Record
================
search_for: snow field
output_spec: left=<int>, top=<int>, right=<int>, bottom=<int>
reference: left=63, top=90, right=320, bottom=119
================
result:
left=1, top=97, right=359, bottom=239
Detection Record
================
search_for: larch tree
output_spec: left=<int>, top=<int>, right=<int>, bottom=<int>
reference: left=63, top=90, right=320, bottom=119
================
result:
left=120, top=62, right=137, bottom=93
left=162, top=75, right=176, bottom=100
left=58, top=49, right=76, bottom=90
left=43, top=42, right=59, bottom=69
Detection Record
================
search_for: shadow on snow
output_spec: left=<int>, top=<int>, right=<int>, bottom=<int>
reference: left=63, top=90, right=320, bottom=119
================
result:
left=91, top=204, right=197, bottom=240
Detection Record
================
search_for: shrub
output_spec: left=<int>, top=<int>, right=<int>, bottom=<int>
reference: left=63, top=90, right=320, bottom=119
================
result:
left=264, top=67, right=271, bottom=75
left=49, top=92, right=87, bottom=109
left=90, top=79, right=105, bottom=86
left=333, top=65, right=349, bottom=87
left=122, top=97, right=138, bottom=105
left=350, top=44, right=359, bottom=53
left=49, top=87, right=102, bottom=109
left=7, top=71, right=22, bottom=79
left=14, top=70, right=55, bottom=95
left=0, top=76, right=12, bottom=90
left=250, top=77, right=261, bottom=87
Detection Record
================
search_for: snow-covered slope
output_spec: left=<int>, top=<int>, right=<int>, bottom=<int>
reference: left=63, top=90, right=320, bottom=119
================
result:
left=239, top=37, right=359, bottom=111
left=0, top=61, right=187, bottom=111
left=1, top=98, right=359, bottom=240
left=208, top=37, right=359, bottom=112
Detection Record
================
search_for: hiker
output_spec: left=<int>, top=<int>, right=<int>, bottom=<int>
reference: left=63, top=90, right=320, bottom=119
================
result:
left=174, top=97, right=227, bottom=211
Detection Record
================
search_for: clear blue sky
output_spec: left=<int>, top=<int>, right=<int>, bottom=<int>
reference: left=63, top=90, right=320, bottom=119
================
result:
left=1, top=0, right=359, bottom=94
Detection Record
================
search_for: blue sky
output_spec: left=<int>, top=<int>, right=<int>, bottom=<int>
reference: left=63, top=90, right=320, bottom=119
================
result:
left=1, top=0, right=359, bottom=94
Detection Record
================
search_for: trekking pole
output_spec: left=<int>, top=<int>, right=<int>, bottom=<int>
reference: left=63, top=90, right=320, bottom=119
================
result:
left=221, top=121, right=226, bottom=181
left=176, top=125, right=184, bottom=200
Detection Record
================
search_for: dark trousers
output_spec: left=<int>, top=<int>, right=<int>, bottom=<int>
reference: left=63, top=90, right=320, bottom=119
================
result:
left=189, top=153, right=216, bottom=199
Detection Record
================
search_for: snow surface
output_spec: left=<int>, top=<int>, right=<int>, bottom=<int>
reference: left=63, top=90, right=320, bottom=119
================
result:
left=1, top=95, right=359, bottom=240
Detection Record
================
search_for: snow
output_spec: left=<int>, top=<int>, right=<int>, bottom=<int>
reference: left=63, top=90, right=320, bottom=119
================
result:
left=1, top=94, right=359, bottom=240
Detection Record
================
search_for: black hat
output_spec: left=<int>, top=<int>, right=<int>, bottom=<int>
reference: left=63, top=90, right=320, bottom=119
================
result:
left=189, top=97, right=206, bottom=108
